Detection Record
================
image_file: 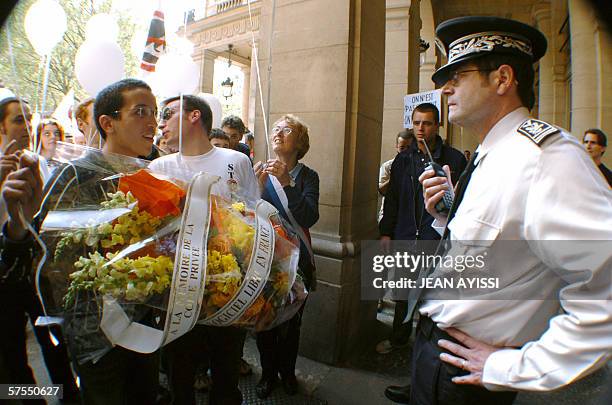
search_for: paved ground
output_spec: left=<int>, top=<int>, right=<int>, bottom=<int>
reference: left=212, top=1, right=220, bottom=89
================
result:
left=27, top=304, right=610, bottom=405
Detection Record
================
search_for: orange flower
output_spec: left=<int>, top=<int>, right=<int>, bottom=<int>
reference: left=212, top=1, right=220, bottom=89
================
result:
left=118, top=170, right=185, bottom=217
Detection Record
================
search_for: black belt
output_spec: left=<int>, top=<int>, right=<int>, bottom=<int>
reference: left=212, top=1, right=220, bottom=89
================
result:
left=418, top=315, right=456, bottom=345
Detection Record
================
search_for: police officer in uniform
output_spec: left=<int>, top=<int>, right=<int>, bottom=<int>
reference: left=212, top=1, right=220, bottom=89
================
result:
left=390, top=16, right=612, bottom=405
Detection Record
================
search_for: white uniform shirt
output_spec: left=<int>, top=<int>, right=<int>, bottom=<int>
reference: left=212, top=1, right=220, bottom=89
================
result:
left=420, top=107, right=612, bottom=391
left=148, top=147, right=259, bottom=202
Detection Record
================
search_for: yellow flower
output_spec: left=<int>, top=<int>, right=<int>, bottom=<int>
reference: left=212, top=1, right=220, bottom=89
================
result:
left=205, top=249, right=244, bottom=307
left=231, top=201, right=246, bottom=214
left=223, top=214, right=255, bottom=251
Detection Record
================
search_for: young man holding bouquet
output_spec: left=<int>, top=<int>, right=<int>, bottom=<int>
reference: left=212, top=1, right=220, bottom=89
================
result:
left=39, top=78, right=160, bottom=405
left=149, top=94, right=258, bottom=405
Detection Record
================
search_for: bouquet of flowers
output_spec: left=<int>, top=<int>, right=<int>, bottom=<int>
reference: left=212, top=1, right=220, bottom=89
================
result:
left=38, top=146, right=305, bottom=361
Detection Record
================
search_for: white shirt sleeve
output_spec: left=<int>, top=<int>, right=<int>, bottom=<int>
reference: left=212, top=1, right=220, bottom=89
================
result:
left=482, top=140, right=612, bottom=391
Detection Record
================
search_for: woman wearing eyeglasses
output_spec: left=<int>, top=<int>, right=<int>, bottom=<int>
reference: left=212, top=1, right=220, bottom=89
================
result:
left=253, top=114, right=319, bottom=399
left=34, top=118, right=64, bottom=160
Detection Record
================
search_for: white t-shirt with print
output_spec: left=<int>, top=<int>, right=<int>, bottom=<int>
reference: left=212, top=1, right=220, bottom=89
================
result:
left=148, top=146, right=259, bottom=201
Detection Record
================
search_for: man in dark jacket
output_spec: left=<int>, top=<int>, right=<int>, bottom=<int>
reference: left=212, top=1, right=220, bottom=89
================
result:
left=380, top=103, right=466, bottom=243
left=379, top=103, right=467, bottom=403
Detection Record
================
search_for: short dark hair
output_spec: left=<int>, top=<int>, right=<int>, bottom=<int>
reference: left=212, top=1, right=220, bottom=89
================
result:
left=94, top=78, right=152, bottom=140
left=397, top=129, right=414, bottom=142
left=0, top=97, right=28, bottom=123
left=470, top=54, right=535, bottom=110
left=584, top=128, right=607, bottom=147
left=162, top=95, right=213, bottom=135
left=412, top=103, right=440, bottom=124
left=221, top=115, right=246, bottom=134
left=209, top=128, right=229, bottom=142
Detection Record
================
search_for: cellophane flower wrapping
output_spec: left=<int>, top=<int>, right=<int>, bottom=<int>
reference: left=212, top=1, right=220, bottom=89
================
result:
left=38, top=144, right=306, bottom=363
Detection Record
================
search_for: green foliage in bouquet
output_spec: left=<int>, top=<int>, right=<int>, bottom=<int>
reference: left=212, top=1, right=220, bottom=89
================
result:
left=54, top=191, right=162, bottom=261
left=64, top=251, right=173, bottom=308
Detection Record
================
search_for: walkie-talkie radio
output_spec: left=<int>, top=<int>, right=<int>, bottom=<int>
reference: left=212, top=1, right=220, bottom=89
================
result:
left=421, top=140, right=454, bottom=214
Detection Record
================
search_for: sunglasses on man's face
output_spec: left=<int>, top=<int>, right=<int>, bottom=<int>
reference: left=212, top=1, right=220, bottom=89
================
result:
left=158, top=106, right=196, bottom=122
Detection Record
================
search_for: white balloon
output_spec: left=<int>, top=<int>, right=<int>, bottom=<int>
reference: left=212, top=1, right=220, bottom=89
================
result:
left=24, top=0, right=67, bottom=56
left=86, top=14, right=119, bottom=43
left=75, top=40, right=125, bottom=96
left=155, top=53, right=200, bottom=98
left=198, top=93, right=223, bottom=129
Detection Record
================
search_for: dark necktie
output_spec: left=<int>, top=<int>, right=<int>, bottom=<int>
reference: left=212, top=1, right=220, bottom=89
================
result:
left=405, top=151, right=479, bottom=321
left=442, top=151, right=479, bottom=239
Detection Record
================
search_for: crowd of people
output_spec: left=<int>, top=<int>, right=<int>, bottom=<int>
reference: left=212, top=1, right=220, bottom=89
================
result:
left=0, top=11, right=611, bottom=405
left=0, top=80, right=320, bottom=404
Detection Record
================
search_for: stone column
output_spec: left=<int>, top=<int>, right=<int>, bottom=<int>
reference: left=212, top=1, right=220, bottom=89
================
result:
left=569, top=0, right=611, bottom=167
left=407, top=0, right=421, bottom=94
left=198, top=49, right=217, bottom=94
left=532, top=1, right=553, bottom=122
left=568, top=0, right=597, bottom=131
left=380, top=0, right=410, bottom=165
left=549, top=1, right=570, bottom=129
left=255, top=0, right=386, bottom=364
left=419, top=0, right=435, bottom=92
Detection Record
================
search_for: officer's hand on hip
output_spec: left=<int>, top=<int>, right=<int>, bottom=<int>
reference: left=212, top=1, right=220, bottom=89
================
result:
left=419, top=164, right=451, bottom=224
left=437, top=327, right=505, bottom=387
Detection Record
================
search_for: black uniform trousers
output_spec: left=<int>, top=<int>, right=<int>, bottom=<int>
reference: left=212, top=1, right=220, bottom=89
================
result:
left=410, top=316, right=517, bottom=405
